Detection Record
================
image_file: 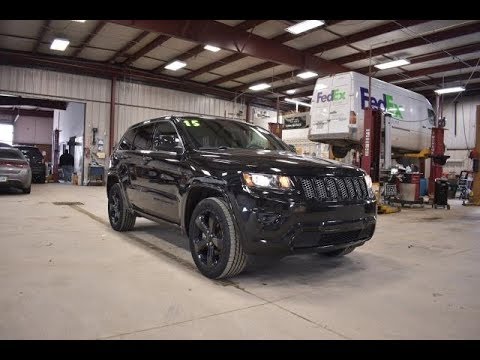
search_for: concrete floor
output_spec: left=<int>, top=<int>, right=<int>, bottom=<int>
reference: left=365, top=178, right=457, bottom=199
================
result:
left=0, top=183, right=479, bottom=339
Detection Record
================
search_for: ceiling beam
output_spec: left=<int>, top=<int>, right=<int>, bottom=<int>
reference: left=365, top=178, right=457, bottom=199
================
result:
left=72, top=21, right=106, bottom=58
left=109, top=20, right=347, bottom=76
left=184, top=20, right=346, bottom=84
left=108, top=30, right=150, bottom=63
left=183, top=53, right=245, bottom=80
left=272, top=79, right=317, bottom=94
left=122, top=34, right=171, bottom=66
left=0, top=95, right=67, bottom=110
left=402, top=72, right=480, bottom=90
left=305, top=20, right=429, bottom=55
left=232, top=70, right=304, bottom=93
left=333, top=21, right=480, bottom=65
left=33, top=20, right=51, bottom=53
left=0, top=49, right=292, bottom=111
left=379, top=58, right=480, bottom=83
left=207, top=61, right=277, bottom=86
left=152, top=20, right=268, bottom=73
left=0, top=108, right=54, bottom=118
left=355, top=41, right=480, bottom=75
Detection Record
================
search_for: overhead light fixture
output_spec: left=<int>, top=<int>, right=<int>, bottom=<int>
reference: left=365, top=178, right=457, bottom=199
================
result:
left=286, top=89, right=296, bottom=94
left=50, top=38, right=70, bottom=51
left=374, top=59, right=411, bottom=70
left=249, top=83, right=271, bottom=91
left=434, top=86, right=466, bottom=95
left=72, top=20, right=86, bottom=23
left=164, top=60, right=187, bottom=71
left=285, top=98, right=311, bottom=108
left=285, top=20, right=325, bottom=35
left=204, top=44, right=221, bottom=52
left=297, top=71, right=318, bottom=79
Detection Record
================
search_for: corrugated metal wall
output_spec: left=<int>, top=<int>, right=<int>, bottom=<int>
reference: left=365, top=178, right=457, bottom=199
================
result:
left=442, top=96, right=479, bottom=174
left=115, top=81, right=246, bottom=140
left=0, top=65, right=247, bottom=184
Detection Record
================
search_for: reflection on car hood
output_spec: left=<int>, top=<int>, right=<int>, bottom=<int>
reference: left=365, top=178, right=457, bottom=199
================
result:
left=190, top=149, right=363, bottom=177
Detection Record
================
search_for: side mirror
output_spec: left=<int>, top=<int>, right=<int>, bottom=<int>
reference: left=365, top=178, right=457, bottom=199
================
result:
left=154, top=135, right=183, bottom=154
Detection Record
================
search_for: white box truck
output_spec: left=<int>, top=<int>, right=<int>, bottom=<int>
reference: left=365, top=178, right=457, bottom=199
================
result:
left=308, top=71, right=436, bottom=158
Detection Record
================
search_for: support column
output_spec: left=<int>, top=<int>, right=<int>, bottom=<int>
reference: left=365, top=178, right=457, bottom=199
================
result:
left=109, top=76, right=117, bottom=155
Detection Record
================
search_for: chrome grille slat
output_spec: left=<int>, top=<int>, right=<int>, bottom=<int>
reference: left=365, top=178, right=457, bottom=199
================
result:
left=300, top=176, right=368, bottom=201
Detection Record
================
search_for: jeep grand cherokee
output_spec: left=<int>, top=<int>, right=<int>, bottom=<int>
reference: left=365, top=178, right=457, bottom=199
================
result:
left=107, top=116, right=377, bottom=279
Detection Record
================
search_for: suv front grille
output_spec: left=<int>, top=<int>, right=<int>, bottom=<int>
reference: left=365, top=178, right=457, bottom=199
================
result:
left=300, top=176, right=369, bottom=201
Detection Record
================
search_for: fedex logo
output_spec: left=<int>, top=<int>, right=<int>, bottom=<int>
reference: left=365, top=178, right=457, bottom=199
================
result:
left=316, top=89, right=346, bottom=103
left=360, top=87, right=403, bottom=118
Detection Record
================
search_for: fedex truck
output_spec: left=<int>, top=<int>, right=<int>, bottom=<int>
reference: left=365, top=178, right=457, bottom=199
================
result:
left=308, top=71, right=436, bottom=158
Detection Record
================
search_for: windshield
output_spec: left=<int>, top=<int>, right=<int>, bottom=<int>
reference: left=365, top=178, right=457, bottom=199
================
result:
left=179, top=118, right=290, bottom=151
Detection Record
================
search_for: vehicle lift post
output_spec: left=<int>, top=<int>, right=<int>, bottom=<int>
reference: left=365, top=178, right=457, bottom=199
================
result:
left=464, top=105, right=480, bottom=206
left=361, top=108, right=399, bottom=214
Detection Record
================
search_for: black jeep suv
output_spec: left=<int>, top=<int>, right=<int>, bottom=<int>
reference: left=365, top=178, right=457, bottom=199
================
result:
left=15, top=145, right=46, bottom=183
left=107, top=116, right=377, bottom=279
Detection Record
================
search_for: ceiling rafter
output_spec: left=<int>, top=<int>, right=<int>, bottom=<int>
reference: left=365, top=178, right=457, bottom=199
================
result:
left=379, top=58, right=480, bottom=83
left=333, top=21, right=480, bottom=65
left=33, top=20, right=51, bottom=53
left=304, top=20, right=429, bottom=55
left=152, top=20, right=267, bottom=73
left=108, top=30, right=150, bottom=63
left=206, top=61, right=278, bottom=86
left=354, top=41, right=480, bottom=75
left=108, top=20, right=347, bottom=82
left=186, top=20, right=345, bottom=84
left=72, top=21, right=106, bottom=58
left=403, top=72, right=480, bottom=90
left=122, top=34, right=171, bottom=66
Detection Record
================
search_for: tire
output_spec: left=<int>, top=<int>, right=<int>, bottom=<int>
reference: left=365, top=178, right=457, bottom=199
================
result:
left=108, top=183, right=136, bottom=231
left=189, top=197, right=247, bottom=279
left=331, top=145, right=349, bottom=159
left=22, top=186, right=31, bottom=194
left=38, top=174, right=46, bottom=184
left=321, top=246, right=355, bottom=257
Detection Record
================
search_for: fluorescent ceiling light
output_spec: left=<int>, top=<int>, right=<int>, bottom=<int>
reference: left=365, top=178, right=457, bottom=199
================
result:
left=297, top=71, right=318, bottom=79
left=204, top=44, right=221, bottom=52
left=286, top=89, right=296, bottom=94
left=50, top=38, right=70, bottom=51
left=249, top=83, right=271, bottom=91
left=164, top=60, right=187, bottom=71
left=72, top=20, right=86, bottom=23
left=374, top=59, right=410, bottom=70
left=285, top=98, right=311, bottom=108
left=434, top=86, right=465, bottom=95
left=285, top=20, right=325, bottom=35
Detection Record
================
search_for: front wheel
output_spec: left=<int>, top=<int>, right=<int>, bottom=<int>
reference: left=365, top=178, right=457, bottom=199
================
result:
left=22, top=186, right=31, bottom=194
left=108, top=183, right=136, bottom=231
left=189, top=197, right=247, bottom=279
left=321, top=246, right=355, bottom=257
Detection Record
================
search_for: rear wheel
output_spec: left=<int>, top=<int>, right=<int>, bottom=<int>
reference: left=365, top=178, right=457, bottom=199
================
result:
left=321, top=246, right=355, bottom=257
left=189, top=197, right=247, bottom=279
left=37, top=174, right=46, bottom=183
left=108, top=183, right=136, bottom=231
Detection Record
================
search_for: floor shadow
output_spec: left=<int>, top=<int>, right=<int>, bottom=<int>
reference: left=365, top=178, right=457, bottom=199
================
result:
left=0, top=187, right=23, bottom=196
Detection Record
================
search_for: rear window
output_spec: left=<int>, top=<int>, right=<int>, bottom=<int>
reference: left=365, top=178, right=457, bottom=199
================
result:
left=17, top=147, right=42, bottom=158
left=0, top=149, right=24, bottom=159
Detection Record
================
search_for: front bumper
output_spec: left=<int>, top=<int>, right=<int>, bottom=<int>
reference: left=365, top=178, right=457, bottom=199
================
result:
left=229, top=187, right=377, bottom=255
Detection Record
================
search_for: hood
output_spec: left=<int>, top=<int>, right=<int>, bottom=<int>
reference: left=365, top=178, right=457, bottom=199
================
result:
left=190, top=149, right=363, bottom=177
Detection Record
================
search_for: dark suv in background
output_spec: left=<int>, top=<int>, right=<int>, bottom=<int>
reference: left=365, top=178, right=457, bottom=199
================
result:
left=107, top=116, right=377, bottom=279
left=15, top=145, right=46, bottom=183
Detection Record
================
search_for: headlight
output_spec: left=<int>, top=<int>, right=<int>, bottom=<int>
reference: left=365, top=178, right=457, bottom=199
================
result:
left=364, top=174, right=373, bottom=189
left=242, top=172, right=292, bottom=190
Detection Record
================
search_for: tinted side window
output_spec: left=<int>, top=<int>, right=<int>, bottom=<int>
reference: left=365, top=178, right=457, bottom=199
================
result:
left=153, top=122, right=182, bottom=152
left=133, top=124, right=157, bottom=150
left=118, top=128, right=136, bottom=150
